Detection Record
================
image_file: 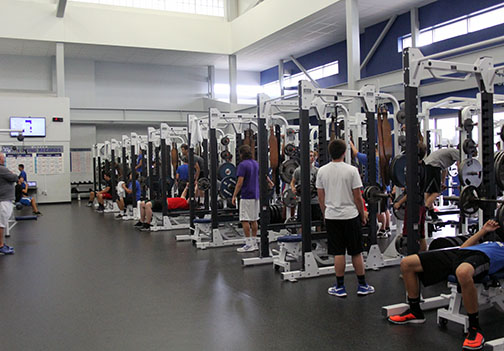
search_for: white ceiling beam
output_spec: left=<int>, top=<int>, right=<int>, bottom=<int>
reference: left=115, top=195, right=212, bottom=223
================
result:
left=56, top=0, right=67, bottom=18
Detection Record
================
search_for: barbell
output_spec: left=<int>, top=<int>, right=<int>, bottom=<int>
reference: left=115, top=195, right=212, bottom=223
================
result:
left=444, top=185, right=504, bottom=216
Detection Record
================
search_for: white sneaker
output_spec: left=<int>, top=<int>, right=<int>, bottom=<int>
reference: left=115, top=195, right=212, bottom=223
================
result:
left=237, top=245, right=256, bottom=253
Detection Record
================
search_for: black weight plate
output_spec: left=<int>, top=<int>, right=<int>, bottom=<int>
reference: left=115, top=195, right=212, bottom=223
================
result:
left=279, top=159, right=300, bottom=183
left=219, top=176, right=236, bottom=199
left=284, top=143, right=297, bottom=157
left=221, top=136, right=230, bottom=146
left=459, top=185, right=479, bottom=216
left=218, top=162, right=236, bottom=181
left=221, top=150, right=232, bottom=161
left=499, top=205, right=504, bottom=229
left=390, top=154, right=406, bottom=187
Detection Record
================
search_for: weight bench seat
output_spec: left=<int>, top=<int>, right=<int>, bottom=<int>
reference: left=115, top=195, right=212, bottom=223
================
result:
left=194, top=218, right=212, bottom=224
left=278, top=235, right=302, bottom=243
left=447, top=270, right=504, bottom=286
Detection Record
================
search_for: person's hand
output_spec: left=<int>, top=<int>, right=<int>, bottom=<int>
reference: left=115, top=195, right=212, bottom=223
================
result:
left=291, top=187, right=296, bottom=195
left=482, top=220, right=500, bottom=233
left=361, top=212, right=368, bottom=226
left=232, top=196, right=236, bottom=207
left=393, top=202, right=401, bottom=210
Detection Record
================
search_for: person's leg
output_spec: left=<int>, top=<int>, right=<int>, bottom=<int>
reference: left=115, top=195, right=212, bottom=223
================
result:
left=0, top=227, right=3, bottom=247
left=30, top=198, right=40, bottom=213
left=117, top=198, right=125, bottom=212
left=89, top=192, right=95, bottom=202
left=251, top=220, right=258, bottom=237
left=456, top=263, right=478, bottom=314
left=351, top=254, right=365, bottom=276
left=400, top=255, right=423, bottom=299
left=242, top=221, right=250, bottom=237
left=334, top=255, right=346, bottom=276
left=97, top=193, right=104, bottom=205
left=425, top=192, right=439, bottom=209
left=385, top=209, right=391, bottom=229
left=145, top=202, right=153, bottom=224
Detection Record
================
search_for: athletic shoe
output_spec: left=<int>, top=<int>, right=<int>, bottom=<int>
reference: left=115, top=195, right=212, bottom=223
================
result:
left=134, top=221, right=143, bottom=227
left=96, top=206, right=104, bottom=213
left=0, top=245, right=15, bottom=255
left=237, top=245, right=256, bottom=253
left=33, top=211, right=41, bottom=215
left=463, top=327, right=485, bottom=350
left=377, top=230, right=389, bottom=238
left=327, top=285, right=347, bottom=297
left=141, top=223, right=151, bottom=231
left=388, top=309, right=426, bottom=324
left=115, top=214, right=123, bottom=219
left=86, top=202, right=93, bottom=207
left=357, top=284, right=376, bottom=295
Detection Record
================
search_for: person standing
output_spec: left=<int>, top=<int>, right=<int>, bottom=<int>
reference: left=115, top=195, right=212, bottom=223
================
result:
left=176, top=157, right=189, bottom=197
left=18, top=164, right=27, bottom=182
left=232, top=145, right=260, bottom=253
left=316, top=139, right=374, bottom=297
left=0, top=153, right=18, bottom=254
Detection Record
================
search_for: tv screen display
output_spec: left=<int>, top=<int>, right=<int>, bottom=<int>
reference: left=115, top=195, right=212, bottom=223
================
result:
left=10, top=117, right=46, bottom=137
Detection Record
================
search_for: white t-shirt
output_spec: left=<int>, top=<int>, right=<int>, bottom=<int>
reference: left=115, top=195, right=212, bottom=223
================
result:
left=315, top=161, right=362, bottom=220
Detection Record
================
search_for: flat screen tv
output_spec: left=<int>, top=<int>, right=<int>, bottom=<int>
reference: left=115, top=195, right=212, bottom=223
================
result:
left=10, top=117, right=46, bottom=137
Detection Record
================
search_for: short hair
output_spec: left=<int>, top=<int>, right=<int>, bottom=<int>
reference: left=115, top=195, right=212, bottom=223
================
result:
left=18, top=175, right=24, bottom=180
left=181, top=144, right=188, bottom=151
left=18, top=164, right=24, bottom=169
left=103, top=172, right=111, bottom=178
left=239, top=144, right=253, bottom=160
left=418, top=143, right=427, bottom=160
left=328, top=139, right=346, bottom=160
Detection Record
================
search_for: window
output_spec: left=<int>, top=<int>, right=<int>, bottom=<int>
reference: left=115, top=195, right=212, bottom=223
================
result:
left=71, top=0, right=226, bottom=17
left=399, top=3, right=504, bottom=52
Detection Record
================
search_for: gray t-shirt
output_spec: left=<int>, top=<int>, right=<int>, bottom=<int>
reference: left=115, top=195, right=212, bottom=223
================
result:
left=425, top=148, right=460, bottom=169
left=0, top=165, right=18, bottom=202
left=293, top=166, right=318, bottom=204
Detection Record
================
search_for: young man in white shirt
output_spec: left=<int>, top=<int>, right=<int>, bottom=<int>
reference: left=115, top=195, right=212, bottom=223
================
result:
left=316, top=139, right=374, bottom=297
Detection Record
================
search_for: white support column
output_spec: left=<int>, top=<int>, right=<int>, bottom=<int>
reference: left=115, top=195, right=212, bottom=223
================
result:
left=208, top=65, right=215, bottom=99
left=410, top=7, right=419, bottom=48
left=226, top=0, right=238, bottom=21
left=56, top=42, right=65, bottom=97
left=229, top=54, right=238, bottom=111
left=345, top=0, right=360, bottom=91
left=278, top=59, right=285, bottom=96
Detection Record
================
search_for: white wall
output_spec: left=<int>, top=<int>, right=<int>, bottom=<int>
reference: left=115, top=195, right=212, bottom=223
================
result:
left=0, top=55, right=53, bottom=92
left=0, top=95, right=71, bottom=203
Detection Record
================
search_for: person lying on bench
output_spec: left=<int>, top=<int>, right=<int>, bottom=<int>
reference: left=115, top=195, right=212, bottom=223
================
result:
left=134, top=185, right=190, bottom=230
left=115, top=173, right=141, bottom=219
left=15, top=176, right=41, bottom=215
left=87, top=173, right=112, bottom=212
left=388, top=219, right=503, bottom=351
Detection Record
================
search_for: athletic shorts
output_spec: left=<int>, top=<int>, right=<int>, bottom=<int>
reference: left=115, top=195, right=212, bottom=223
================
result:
left=239, top=199, right=260, bottom=221
left=424, top=165, right=442, bottom=194
left=296, top=203, right=323, bottom=221
left=402, top=205, right=427, bottom=239
left=418, top=248, right=490, bottom=287
left=124, top=196, right=135, bottom=206
left=20, top=197, right=32, bottom=206
left=325, top=216, right=363, bottom=256
left=0, top=201, right=13, bottom=229
left=102, top=192, right=112, bottom=200
left=151, top=200, right=163, bottom=213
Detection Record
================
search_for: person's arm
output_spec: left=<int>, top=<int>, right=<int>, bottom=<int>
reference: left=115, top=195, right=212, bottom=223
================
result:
left=181, top=184, right=189, bottom=199
left=393, top=194, right=407, bottom=209
left=124, top=184, right=132, bottom=194
left=231, top=176, right=244, bottom=206
left=353, top=189, right=367, bottom=225
left=266, top=176, right=274, bottom=189
left=0, top=167, right=18, bottom=183
left=102, top=186, right=111, bottom=193
left=22, top=182, right=29, bottom=195
left=194, top=162, right=201, bottom=180
left=461, top=220, right=500, bottom=248
left=350, top=140, right=358, bottom=159
left=290, top=177, right=297, bottom=194
left=317, top=188, right=325, bottom=217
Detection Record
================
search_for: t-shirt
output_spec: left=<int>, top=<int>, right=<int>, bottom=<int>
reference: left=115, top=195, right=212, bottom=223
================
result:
left=136, top=154, right=143, bottom=173
left=292, top=166, right=318, bottom=204
left=167, top=197, right=189, bottom=210
left=356, top=152, right=380, bottom=185
left=425, top=148, right=460, bottom=169
left=236, top=159, right=259, bottom=200
left=103, top=179, right=112, bottom=193
left=461, top=241, right=504, bottom=275
left=19, top=170, right=27, bottom=182
left=128, top=180, right=141, bottom=201
left=15, top=182, right=27, bottom=202
left=193, top=155, right=205, bottom=177
left=316, top=161, right=363, bottom=220
left=176, top=164, right=189, bottom=181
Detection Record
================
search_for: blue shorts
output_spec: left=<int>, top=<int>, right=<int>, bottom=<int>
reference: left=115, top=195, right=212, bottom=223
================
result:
left=20, top=198, right=32, bottom=206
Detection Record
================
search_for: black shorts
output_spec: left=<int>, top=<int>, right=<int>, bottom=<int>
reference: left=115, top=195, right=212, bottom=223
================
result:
left=418, top=248, right=490, bottom=287
left=424, top=165, right=442, bottom=194
left=151, top=200, right=163, bottom=212
left=325, top=216, right=363, bottom=256
left=125, top=196, right=135, bottom=206
left=297, top=203, right=322, bottom=221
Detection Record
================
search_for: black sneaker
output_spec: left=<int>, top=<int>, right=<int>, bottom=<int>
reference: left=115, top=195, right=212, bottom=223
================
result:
left=134, top=221, right=143, bottom=227
left=33, top=211, right=41, bottom=216
left=463, top=327, right=485, bottom=350
left=141, top=223, right=151, bottom=231
left=96, top=206, right=104, bottom=213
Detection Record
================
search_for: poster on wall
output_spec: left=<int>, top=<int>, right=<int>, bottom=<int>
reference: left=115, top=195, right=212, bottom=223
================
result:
left=70, top=148, right=92, bottom=174
left=5, top=154, right=35, bottom=175
left=36, top=153, right=64, bottom=175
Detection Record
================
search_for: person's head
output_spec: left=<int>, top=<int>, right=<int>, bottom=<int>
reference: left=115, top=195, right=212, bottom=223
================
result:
left=0, top=153, right=5, bottom=166
left=18, top=176, right=24, bottom=184
left=181, top=144, right=189, bottom=155
left=309, top=151, right=315, bottom=164
left=417, top=143, right=427, bottom=162
left=181, top=156, right=188, bottom=164
left=18, top=164, right=24, bottom=171
left=239, top=144, right=253, bottom=160
left=328, top=139, right=346, bottom=161
left=103, top=172, right=111, bottom=181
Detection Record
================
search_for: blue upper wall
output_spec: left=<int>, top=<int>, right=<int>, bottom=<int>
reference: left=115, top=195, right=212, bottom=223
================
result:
left=260, top=0, right=504, bottom=95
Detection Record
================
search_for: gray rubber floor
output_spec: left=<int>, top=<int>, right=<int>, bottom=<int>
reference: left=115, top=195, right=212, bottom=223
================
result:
left=1, top=202, right=503, bottom=351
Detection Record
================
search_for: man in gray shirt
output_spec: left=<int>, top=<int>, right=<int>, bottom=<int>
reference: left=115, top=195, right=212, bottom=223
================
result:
left=290, top=150, right=321, bottom=221
left=0, top=153, right=18, bottom=254
left=424, top=148, right=460, bottom=220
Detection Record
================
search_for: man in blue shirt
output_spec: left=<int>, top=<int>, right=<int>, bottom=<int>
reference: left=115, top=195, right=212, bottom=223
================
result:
left=176, top=157, right=189, bottom=197
left=135, top=150, right=143, bottom=175
left=350, top=141, right=391, bottom=238
left=115, top=172, right=141, bottom=219
left=18, top=164, right=27, bottom=182
left=388, top=219, right=503, bottom=351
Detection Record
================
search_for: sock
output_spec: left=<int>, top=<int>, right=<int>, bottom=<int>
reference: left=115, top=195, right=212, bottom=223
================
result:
left=468, top=312, right=480, bottom=329
left=408, top=296, right=423, bottom=315
left=357, top=275, right=366, bottom=286
left=336, top=276, right=344, bottom=288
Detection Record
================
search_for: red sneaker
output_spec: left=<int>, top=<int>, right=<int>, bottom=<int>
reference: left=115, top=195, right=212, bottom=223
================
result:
left=463, top=327, right=485, bottom=350
left=387, top=309, right=426, bottom=325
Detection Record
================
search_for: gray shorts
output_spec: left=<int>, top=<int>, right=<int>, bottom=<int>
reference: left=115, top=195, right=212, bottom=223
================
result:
left=239, top=199, right=260, bottom=222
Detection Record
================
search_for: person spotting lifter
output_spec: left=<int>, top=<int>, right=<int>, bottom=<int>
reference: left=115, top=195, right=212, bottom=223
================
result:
left=232, top=145, right=260, bottom=253
left=0, top=153, right=18, bottom=255
left=387, top=220, right=503, bottom=351
left=316, top=139, right=374, bottom=297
